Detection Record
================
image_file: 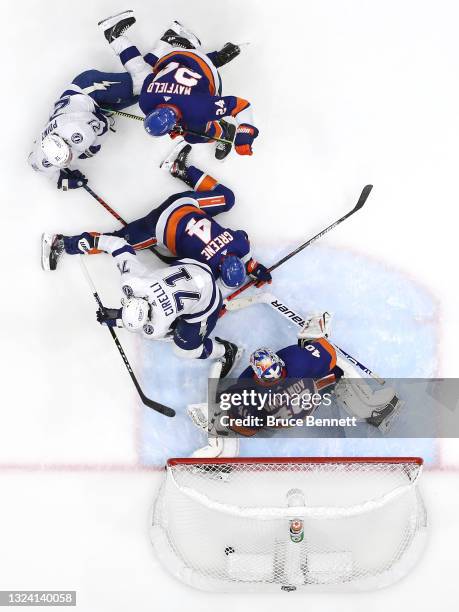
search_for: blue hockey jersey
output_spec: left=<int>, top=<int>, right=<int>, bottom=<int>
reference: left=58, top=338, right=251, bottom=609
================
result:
left=139, top=49, right=252, bottom=132
left=156, top=199, right=251, bottom=276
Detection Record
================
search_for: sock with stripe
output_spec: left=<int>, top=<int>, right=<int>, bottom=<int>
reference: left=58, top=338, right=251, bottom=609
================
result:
left=187, top=166, right=218, bottom=191
left=205, top=121, right=224, bottom=142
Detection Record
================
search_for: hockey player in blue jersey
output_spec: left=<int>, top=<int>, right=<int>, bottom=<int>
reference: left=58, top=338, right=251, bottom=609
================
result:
left=226, top=313, right=343, bottom=436
left=102, top=11, right=258, bottom=160
left=28, top=10, right=244, bottom=189
left=41, top=142, right=272, bottom=290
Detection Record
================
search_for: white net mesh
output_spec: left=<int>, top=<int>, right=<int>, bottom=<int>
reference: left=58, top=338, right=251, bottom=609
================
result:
left=151, top=458, right=427, bottom=592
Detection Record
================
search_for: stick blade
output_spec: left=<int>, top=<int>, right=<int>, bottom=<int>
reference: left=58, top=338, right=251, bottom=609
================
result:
left=353, top=184, right=373, bottom=212
left=141, top=394, right=176, bottom=417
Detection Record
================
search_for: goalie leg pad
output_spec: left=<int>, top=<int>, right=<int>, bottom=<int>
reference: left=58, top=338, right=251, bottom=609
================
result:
left=334, top=379, right=398, bottom=418
left=191, top=436, right=239, bottom=459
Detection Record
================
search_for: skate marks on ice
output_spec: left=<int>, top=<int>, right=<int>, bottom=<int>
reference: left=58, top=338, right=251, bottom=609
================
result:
left=139, top=245, right=439, bottom=466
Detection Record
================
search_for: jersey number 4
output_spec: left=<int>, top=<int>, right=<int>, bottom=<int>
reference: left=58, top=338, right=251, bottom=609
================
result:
left=185, top=217, right=212, bottom=244
left=164, top=267, right=201, bottom=312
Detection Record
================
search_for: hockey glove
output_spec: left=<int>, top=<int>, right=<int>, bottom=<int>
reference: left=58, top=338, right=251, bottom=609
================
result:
left=96, top=307, right=122, bottom=328
left=63, top=232, right=100, bottom=255
left=57, top=169, right=88, bottom=191
left=234, top=124, right=259, bottom=156
left=246, top=259, right=272, bottom=287
left=212, top=43, right=241, bottom=68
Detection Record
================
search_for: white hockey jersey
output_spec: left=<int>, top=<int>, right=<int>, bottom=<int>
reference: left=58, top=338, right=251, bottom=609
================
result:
left=28, top=89, right=110, bottom=181
left=98, top=235, right=222, bottom=340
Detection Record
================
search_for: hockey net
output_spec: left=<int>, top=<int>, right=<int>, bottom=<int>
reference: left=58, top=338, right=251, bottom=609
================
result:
left=151, top=457, right=427, bottom=592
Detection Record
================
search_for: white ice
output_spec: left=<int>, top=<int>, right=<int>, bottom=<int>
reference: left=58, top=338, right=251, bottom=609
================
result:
left=2, top=0, right=459, bottom=610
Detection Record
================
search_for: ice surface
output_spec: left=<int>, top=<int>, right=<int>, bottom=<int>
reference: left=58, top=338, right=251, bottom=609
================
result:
left=139, top=245, right=439, bottom=464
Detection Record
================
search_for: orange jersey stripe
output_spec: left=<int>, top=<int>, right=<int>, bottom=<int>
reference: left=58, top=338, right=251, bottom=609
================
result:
left=211, top=120, right=223, bottom=140
left=316, top=373, right=337, bottom=391
left=165, top=205, right=205, bottom=255
left=230, top=424, right=258, bottom=437
left=231, top=97, right=250, bottom=117
left=316, top=338, right=337, bottom=370
left=196, top=174, right=218, bottom=192
left=133, top=237, right=158, bottom=250
left=154, top=51, right=216, bottom=95
left=197, top=195, right=226, bottom=208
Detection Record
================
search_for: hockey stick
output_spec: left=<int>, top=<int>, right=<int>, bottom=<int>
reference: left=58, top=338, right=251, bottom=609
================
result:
left=220, top=184, right=373, bottom=314
left=78, top=256, right=176, bottom=417
left=225, top=291, right=385, bottom=384
left=102, top=107, right=234, bottom=145
left=67, top=174, right=177, bottom=265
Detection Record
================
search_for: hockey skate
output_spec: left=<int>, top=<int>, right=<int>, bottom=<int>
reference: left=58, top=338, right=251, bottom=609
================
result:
left=215, top=120, right=237, bottom=161
left=98, top=10, right=136, bottom=43
left=41, top=233, right=64, bottom=271
left=160, top=141, right=193, bottom=186
left=213, top=43, right=241, bottom=68
left=160, top=20, right=201, bottom=50
left=215, top=337, right=242, bottom=378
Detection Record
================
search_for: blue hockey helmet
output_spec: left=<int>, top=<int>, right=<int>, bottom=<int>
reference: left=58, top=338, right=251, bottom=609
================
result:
left=220, top=255, right=246, bottom=288
left=144, top=106, right=178, bottom=136
left=250, top=348, right=285, bottom=382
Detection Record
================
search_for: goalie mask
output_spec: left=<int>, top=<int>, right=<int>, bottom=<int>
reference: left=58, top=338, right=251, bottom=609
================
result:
left=121, top=297, right=151, bottom=332
left=298, top=312, right=332, bottom=346
left=250, top=348, right=285, bottom=382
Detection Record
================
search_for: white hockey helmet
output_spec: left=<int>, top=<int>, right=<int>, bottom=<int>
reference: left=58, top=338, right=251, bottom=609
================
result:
left=298, top=312, right=332, bottom=342
left=121, top=297, right=151, bottom=332
left=41, top=134, right=72, bottom=168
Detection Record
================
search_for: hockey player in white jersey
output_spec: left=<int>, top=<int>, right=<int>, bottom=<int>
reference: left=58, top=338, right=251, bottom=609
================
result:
left=28, top=11, right=149, bottom=190
left=41, top=232, right=239, bottom=371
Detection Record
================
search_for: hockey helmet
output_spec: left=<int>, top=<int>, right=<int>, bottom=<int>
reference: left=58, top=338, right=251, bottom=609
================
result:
left=144, top=106, right=178, bottom=136
left=220, top=255, right=246, bottom=289
left=41, top=134, right=72, bottom=168
left=121, top=297, right=151, bottom=331
left=250, top=348, right=285, bottom=382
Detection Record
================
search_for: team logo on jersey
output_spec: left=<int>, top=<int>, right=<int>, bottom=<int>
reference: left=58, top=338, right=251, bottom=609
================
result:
left=71, top=132, right=83, bottom=144
left=143, top=324, right=154, bottom=335
left=122, top=285, right=133, bottom=297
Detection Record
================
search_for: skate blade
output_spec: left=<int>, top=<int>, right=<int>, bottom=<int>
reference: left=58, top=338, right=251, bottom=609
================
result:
left=98, top=10, right=135, bottom=28
left=159, top=139, right=187, bottom=169
left=41, top=233, right=53, bottom=271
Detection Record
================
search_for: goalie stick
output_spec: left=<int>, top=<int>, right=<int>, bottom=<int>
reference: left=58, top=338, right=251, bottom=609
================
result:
left=220, top=184, right=373, bottom=314
left=78, top=256, right=175, bottom=418
left=102, top=107, right=235, bottom=145
left=225, top=291, right=385, bottom=385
